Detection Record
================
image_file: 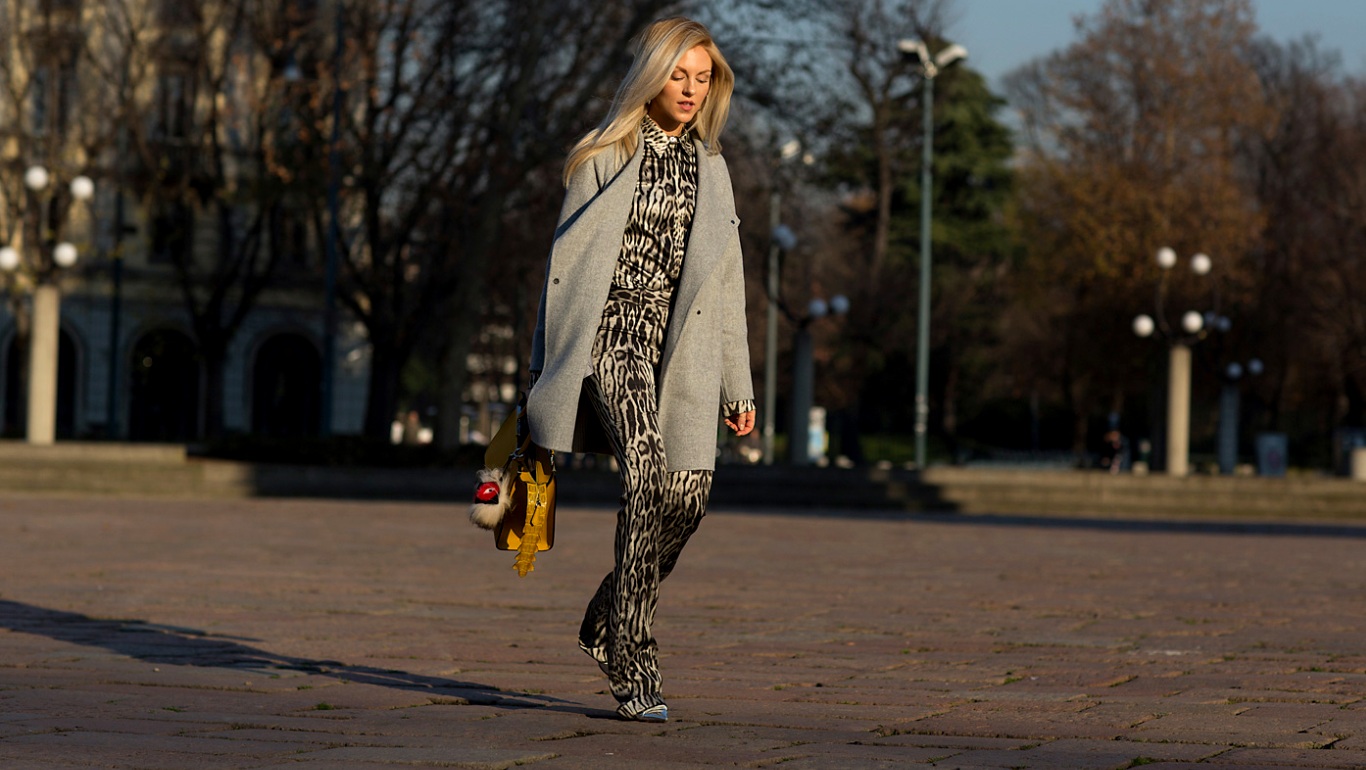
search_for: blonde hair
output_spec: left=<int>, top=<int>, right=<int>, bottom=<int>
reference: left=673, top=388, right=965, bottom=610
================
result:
left=562, top=17, right=733, bottom=186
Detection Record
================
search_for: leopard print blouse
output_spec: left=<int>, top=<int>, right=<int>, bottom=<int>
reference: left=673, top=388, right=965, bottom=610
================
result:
left=599, top=116, right=753, bottom=417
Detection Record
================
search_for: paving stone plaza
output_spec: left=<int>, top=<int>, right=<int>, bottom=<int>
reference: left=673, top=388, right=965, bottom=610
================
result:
left=1, top=496, right=1364, bottom=769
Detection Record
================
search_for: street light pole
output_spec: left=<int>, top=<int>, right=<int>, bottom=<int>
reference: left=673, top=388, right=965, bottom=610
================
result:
left=761, top=140, right=805, bottom=465
left=899, top=39, right=967, bottom=471
left=105, top=189, right=125, bottom=439
left=1133, top=248, right=1224, bottom=477
left=913, top=70, right=934, bottom=471
left=788, top=321, right=814, bottom=465
left=788, top=296, right=849, bottom=466
left=1216, top=359, right=1261, bottom=475
left=106, top=118, right=131, bottom=439
left=320, top=3, right=345, bottom=437
left=2, top=165, right=94, bottom=446
left=1165, top=343, right=1192, bottom=477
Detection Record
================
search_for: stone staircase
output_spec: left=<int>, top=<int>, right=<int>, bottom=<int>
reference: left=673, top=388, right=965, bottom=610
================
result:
left=920, top=466, right=1366, bottom=519
left=0, top=441, right=1362, bottom=520
left=0, top=442, right=223, bottom=499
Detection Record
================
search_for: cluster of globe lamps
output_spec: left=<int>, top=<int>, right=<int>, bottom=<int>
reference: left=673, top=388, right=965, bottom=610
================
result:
left=0, top=165, right=95, bottom=274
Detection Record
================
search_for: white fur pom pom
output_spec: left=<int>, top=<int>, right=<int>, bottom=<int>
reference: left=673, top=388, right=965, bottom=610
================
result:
left=469, top=466, right=512, bottom=529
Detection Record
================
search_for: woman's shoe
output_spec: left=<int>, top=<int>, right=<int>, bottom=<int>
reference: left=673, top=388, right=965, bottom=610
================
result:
left=618, top=703, right=668, bottom=722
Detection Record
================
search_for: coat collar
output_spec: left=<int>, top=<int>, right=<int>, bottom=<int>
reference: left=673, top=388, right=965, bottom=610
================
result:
left=641, top=114, right=695, bottom=156
left=558, top=129, right=733, bottom=332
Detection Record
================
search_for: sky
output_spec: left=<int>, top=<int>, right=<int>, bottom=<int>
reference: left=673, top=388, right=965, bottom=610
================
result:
left=955, top=0, right=1366, bottom=93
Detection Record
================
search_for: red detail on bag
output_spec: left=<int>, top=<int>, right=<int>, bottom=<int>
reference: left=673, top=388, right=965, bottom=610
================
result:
left=475, top=481, right=500, bottom=502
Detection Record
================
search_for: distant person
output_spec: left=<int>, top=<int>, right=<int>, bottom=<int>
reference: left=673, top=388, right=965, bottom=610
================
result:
left=401, top=410, right=422, bottom=445
left=1100, top=429, right=1124, bottom=474
left=524, top=17, right=754, bottom=722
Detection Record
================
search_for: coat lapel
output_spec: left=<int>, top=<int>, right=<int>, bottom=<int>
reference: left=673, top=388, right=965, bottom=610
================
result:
left=669, top=143, right=733, bottom=336
left=555, top=147, right=642, bottom=243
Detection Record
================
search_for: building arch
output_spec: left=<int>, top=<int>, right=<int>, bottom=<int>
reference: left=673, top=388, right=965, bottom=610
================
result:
left=3, top=324, right=82, bottom=439
left=128, top=327, right=201, bottom=442
left=249, top=331, right=321, bottom=438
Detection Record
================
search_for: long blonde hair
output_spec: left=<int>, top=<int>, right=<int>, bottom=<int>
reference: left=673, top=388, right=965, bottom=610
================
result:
left=563, top=17, right=733, bottom=186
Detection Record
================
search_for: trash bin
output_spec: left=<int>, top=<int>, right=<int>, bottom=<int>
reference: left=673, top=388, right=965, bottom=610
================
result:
left=1353, top=447, right=1366, bottom=482
left=1255, top=432, right=1288, bottom=478
left=1336, top=428, right=1366, bottom=476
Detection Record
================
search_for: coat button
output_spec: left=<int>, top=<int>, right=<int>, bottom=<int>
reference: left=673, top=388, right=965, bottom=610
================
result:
left=696, top=309, right=701, bottom=315
left=552, top=278, right=560, bottom=284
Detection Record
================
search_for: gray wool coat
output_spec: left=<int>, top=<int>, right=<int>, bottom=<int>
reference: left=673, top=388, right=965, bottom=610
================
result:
left=527, top=133, right=754, bottom=472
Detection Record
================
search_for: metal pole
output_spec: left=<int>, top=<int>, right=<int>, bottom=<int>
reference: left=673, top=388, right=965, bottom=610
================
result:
left=106, top=132, right=127, bottom=439
left=1217, top=382, right=1239, bottom=475
left=320, top=3, right=344, bottom=437
left=913, top=74, right=934, bottom=469
left=105, top=248, right=122, bottom=437
left=762, top=189, right=780, bottom=465
left=788, top=324, right=813, bottom=465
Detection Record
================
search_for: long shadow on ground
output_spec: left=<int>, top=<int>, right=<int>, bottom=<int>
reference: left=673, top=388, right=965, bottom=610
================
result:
left=0, top=599, right=610, bottom=716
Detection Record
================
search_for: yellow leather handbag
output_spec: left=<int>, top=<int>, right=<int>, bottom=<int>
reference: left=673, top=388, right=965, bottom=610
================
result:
left=469, top=401, right=556, bottom=577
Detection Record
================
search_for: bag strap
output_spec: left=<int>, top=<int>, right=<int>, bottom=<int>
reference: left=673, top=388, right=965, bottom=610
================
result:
left=515, top=390, right=530, bottom=451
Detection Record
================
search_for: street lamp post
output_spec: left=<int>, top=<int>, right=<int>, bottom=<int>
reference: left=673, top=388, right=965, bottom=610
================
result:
left=898, top=39, right=967, bottom=471
left=0, top=165, right=94, bottom=445
left=320, top=2, right=346, bottom=437
left=761, top=139, right=806, bottom=466
left=788, top=295, right=849, bottom=466
left=1217, top=358, right=1262, bottom=475
left=1132, top=247, right=1226, bottom=477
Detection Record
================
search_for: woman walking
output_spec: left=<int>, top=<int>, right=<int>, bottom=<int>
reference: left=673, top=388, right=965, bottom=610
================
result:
left=525, top=17, right=755, bottom=722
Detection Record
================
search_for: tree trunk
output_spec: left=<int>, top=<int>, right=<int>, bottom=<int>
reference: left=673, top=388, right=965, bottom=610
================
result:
left=870, top=110, right=893, bottom=285
left=6, top=309, right=29, bottom=436
left=200, top=340, right=228, bottom=440
left=941, top=342, right=959, bottom=462
left=433, top=192, right=509, bottom=449
left=435, top=309, right=478, bottom=450
left=363, top=338, right=403, bottom=440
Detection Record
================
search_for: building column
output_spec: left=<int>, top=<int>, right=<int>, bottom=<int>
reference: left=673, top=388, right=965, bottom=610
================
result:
left=1166, top=343, right=1192, bottom=477
left=27, top=283, right=60, bottom=446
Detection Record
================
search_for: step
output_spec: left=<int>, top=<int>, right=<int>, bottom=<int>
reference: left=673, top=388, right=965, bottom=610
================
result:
left=0, top=440, right=187, bottom=464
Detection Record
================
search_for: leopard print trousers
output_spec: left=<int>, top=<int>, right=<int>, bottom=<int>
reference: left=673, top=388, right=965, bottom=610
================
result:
left=579, top=325, right=713, bottom=717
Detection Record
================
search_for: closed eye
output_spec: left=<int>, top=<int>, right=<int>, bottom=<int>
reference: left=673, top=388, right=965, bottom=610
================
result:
left=672, top=72, right=712, bottom=83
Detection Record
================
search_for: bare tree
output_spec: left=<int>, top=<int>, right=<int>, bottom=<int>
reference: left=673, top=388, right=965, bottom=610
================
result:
left=102, top=0, right=306, bottom=439
left=297, top=0, right=681, bottom=441
left=1247, top=38, right=1366, bottom=455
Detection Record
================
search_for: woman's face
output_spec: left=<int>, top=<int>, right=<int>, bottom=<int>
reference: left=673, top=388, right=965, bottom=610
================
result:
left=648, top=45, right=712, bottom=136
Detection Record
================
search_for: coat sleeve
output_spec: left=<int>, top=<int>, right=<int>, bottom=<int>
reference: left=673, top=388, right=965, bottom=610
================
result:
left=531, top=157, right=607, bottom=373
left=718, top=218, right=755, bottom=409
left=530, top=262, right=550, bottom=373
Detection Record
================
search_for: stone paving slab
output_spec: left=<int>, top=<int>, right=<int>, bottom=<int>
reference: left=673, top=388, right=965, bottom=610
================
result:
left=941, top=738, right=1220, bottom=768
left=1211, top=748, right=1366, bottom=767
left=2, top=496, right=1366, bottom=768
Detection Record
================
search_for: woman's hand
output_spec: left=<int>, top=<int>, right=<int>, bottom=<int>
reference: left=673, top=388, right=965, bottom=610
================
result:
left=725, top=409, right=756, bottom=436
